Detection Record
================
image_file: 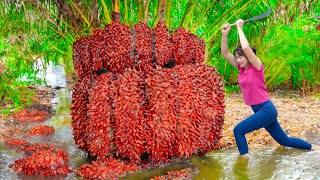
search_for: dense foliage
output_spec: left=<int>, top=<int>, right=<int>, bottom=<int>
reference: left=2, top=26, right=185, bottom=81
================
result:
left=0, top=0, right=319, bottom=112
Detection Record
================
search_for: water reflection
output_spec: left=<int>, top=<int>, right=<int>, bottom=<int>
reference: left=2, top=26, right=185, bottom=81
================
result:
left=233, top=156, right=249, bottom=180
left=192, top=154, right=223, bottom=180
left=122, top=161, right=191, bottom=180
left=254, top=148, right=286, bottom=180
left=191, top=148, right=319, bottom=180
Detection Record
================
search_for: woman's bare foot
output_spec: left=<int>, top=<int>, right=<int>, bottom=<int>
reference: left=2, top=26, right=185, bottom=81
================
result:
left=311, top=145, right=320, bottom=151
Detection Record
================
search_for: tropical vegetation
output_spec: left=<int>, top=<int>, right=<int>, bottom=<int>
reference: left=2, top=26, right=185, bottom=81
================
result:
left=0, top=0, right=319, bottom=112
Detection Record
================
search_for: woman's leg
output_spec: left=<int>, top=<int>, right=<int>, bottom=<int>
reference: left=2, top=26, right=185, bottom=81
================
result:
left=264, top=120, right=312, bottom=150
left=233, top=106, right=277, bottom=155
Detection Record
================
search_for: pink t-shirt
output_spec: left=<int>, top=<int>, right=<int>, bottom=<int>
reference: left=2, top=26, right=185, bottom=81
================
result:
left=238, top=64, right=270, bottom=105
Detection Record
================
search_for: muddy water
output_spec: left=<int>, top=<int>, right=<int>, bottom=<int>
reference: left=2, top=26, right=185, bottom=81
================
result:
left=1, top=64, right=320, bottom=179
left=124, top=149, right=320, bottom=180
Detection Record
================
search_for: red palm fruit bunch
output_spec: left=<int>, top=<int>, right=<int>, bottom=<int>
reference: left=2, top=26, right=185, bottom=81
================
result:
left=197, top=65, right=225, bottom=153
left=20, top=144, right=55, bottom=155
left=5, top=139, right=31, bottom=150
left=133, top=22, right=153, bottom=72
left=170, top=65, right=201, bottom=158
left=14, top=109, right=48, bottom=122
left=144, top=64, right=225, bottom=161
left=90, top=28, right=108, bottom=72
left=113, top=68, right=147, bottom=163
left=173, top=64, right=225, bottom=155
left=9, top=145, right=72, bottom=176
left=72, top=36, right=93, bottom=78
left=78, top=156, right=140, bottom=179
left=70, top=76, right=97, bottom=152
left=103, top=13, right=133, bottom=74
left=86, top=72, right=116, bottom=158
left=171, top=28, right=206, bottom=65
left=153, top=21, right=173, bottom=66
left=189, top=33, right=206, bottom=64
left=26, top=125, right=55, bottom=136
left=171, top=27, right=192, bottom=65
left=145, top=67, right=177, bottom=163
left=71, top=32, right=100, bottom=154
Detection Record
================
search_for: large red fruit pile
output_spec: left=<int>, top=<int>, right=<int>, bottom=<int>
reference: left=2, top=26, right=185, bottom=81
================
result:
left=71, top=12, right=225, bottom=169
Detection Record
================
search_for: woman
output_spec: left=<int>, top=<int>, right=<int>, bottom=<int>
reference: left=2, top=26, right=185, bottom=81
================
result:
left=221, top=19, right=319, bottom=158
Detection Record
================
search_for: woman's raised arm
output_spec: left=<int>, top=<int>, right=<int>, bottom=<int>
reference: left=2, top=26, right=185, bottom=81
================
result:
left=221, top=24, right=237, bottom=69
left=236, top=19, right=262, bottom=70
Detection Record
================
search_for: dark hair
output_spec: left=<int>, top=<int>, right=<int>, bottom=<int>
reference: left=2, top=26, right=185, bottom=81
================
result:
left=233, top=45, right=256, bottom=58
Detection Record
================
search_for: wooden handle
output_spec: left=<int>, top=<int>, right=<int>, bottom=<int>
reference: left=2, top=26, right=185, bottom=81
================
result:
left=222, top=22, right=243, bottom=30
left=222, top=23, right=236, bottom=30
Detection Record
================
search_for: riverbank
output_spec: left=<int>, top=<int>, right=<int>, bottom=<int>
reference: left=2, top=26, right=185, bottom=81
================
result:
left=220, top=91, right=320, bottom=150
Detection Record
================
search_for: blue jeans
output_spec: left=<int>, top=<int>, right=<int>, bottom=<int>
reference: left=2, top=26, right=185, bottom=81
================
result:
left=233, top=100, right=312, bottom=155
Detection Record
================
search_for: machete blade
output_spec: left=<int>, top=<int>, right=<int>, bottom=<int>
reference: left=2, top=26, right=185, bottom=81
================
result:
left=244, top=8, right=271, bottom=23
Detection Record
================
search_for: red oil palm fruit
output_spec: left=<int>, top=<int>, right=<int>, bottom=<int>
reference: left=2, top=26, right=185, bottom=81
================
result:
left=133, top=22, right=153, bottom=71
left=113, top=68, right=147, bottom=163
left=153, top=21, right=173, bottom=67
left=70, top=75, right=97, bottom=152
left=86, top=72, right=116, bottom=158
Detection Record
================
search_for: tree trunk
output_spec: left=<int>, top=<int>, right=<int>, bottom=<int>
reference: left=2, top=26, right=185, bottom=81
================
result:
left=90, top=2, right=99, bottom=28
left=55, top=0, right=82, bottom=32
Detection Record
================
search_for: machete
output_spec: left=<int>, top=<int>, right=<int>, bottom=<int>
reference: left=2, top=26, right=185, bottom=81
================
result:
left=228, top=8, right=271, bottom=28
